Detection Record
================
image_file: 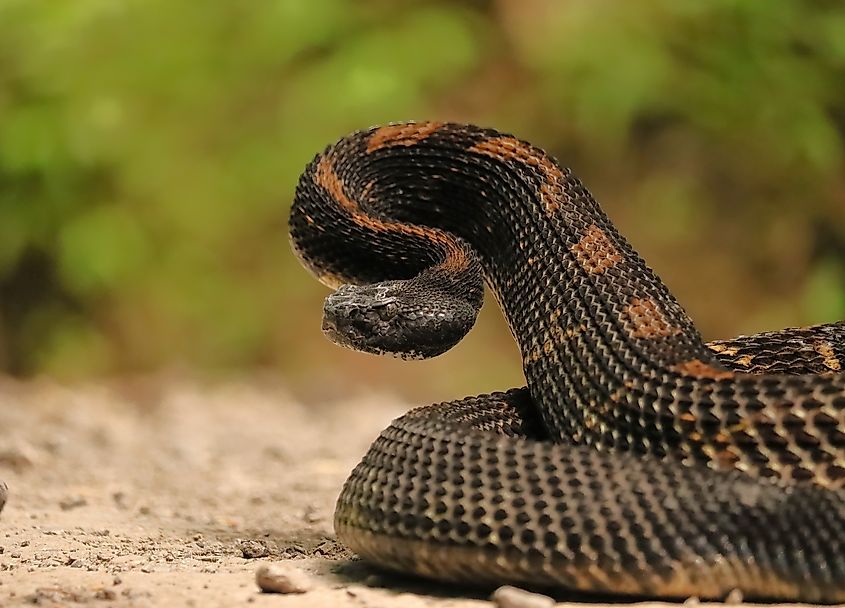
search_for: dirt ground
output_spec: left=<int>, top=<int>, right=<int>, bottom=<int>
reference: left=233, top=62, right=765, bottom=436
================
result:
left=0, top=377, right=829, bottom=607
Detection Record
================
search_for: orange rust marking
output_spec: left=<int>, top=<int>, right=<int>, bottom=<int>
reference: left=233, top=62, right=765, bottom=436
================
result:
left=314, top=155, right=358, bottom=213
left=736, top=354, right=755, bottom=367
left=672, top=359, right=735, bottom=380
left=815, top=340, right=841, bottom=371
left=360, top=179, right=376, bottom=203
left=367, top=122, right=443, bottom=153
left=440, top=244, right=472, bottom=272
left=570, top=224, right=622, bottom=275
left=622, top=297, right=683, bottom=339
left=523, top=347, right=542, bottom=364
left=470, top=136, right=565, bottom=215
left=707, top=342, right=738, bottom=357
left=524, top=320, right=587, bottom=365
left=713, top=432, right=732, bottom=444
left=314, top=154, right=470, bottom=273
left=710, top=446, right=741, bottom=468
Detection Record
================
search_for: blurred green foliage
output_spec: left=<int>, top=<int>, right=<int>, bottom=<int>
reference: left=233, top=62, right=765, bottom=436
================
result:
left=0, top=0, right=843, bottom=396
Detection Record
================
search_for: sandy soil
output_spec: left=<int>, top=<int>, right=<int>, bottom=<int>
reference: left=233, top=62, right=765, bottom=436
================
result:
left=0, top=378, right=827, bottom=607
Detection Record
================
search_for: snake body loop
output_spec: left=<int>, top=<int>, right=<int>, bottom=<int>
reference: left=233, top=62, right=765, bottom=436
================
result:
left=289, top=122, right=845, bottom=601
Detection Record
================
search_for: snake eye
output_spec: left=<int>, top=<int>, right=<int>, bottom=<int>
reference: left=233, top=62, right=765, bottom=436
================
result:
left=377, top=301, right=399, bottom=320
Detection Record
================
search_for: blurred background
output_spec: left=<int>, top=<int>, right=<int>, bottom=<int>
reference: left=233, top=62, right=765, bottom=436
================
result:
left=0, top=0, right=843, bottom=402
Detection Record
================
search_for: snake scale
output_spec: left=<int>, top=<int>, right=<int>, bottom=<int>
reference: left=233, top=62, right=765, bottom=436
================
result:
left=288, top=122, right=845, bottom=602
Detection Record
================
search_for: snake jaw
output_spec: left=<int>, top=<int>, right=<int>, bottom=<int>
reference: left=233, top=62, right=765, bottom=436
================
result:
left=322, top=282, right=476, bottom=359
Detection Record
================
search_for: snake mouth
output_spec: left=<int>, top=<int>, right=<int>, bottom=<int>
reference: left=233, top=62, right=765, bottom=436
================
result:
left=321, top=311, right=419, bottom=358
left=321, top=305, right=395, bottom=356
left=321, top=314, right=362, bottom=350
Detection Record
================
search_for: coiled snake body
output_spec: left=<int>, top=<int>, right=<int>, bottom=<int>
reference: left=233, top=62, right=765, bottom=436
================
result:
left=288, top=122, right=845, bottom=602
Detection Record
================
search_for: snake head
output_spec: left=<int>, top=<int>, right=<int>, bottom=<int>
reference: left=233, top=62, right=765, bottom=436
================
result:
left=322, top=281, right=478, bottom=359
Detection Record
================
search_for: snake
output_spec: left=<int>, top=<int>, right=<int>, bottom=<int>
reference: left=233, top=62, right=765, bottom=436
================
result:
left=288, top=122, right=845, bottom=602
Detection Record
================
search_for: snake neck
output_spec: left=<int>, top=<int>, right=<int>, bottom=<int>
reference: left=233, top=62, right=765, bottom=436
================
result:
left=291, top=122, right=721, bottom=441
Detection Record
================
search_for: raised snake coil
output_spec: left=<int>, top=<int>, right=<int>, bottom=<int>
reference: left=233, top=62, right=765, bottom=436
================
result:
left=288, top=122, right=845, bottom=602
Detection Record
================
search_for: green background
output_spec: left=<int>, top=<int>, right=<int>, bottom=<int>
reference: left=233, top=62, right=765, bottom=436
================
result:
left=1, top=0, right=843, bottom=400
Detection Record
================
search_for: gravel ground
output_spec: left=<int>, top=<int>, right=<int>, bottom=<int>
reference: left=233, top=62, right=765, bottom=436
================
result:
left=0, top=378, right=826, bottom=607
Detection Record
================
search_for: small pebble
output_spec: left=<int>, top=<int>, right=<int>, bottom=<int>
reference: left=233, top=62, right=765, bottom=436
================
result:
left=255, top=563, right=312, bottom=594
left=725, top=588, right=744, bottom=604
left=112, top=491, right=128, bottom=509
left=363, top=573, right=386, bottom=587
left=240, top=539, right=270, bottom=559
left=492, top=585, right=555, bottom=608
